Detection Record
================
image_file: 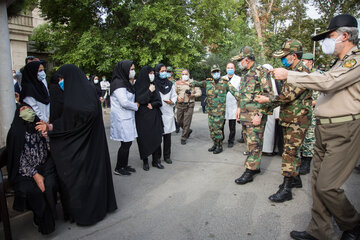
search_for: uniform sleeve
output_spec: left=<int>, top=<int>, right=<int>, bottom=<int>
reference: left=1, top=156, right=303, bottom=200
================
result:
left=193, top=86, right=202, bottom=97
left=114, top=88, right=138, bottom=111
left=287, top=58, right=360, bottom=92
left=268, top=83, right=306, bottom=107
left=227, top=82, right=240, bottom=102
left=191, top=80, right=206, bottom=88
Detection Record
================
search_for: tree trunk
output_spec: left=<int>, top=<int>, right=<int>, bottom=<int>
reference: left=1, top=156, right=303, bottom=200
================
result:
left=246, top=0, right=265, bottom=62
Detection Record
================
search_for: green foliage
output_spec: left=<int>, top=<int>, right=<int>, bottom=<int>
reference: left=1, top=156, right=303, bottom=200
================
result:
left=7, top=0, right=38, bottom=18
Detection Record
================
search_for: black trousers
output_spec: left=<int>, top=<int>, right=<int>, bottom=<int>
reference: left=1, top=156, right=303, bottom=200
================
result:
left=274, top=119, right=284, bottom=155
left=162, top=133, right=171, bottom=160
left=228, top=119, right=236, bottom=143
left=115, top=141, right=132, bottom=169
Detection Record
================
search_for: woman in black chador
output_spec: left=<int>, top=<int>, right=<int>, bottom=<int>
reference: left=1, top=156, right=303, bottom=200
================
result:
left=36, top=64, right=117, bottom=226
left=135, top=66, right=164, bottom=171
left=6, top=61, right=58, bottom=234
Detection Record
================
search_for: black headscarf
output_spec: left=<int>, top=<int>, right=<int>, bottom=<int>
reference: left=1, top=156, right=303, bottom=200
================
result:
left=91, top=75, right=102, bottom=98
left=154, top=63, right=173, bottom=95
left=20, top=61, right=49, bottom=104
left=48, top=64, right=117, bottom=225
left=135, top=65, right=153, bottom=104
left=110, top=60, right=134, bottom=95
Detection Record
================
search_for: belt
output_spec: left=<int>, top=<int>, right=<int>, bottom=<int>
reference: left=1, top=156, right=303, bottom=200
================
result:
left=316, top=113, right=360, bottom=125
left=177, top=102, right=194, bottom=105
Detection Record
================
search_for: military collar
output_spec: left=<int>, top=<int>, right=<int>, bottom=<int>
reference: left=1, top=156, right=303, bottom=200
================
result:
left=343, top=46, right=359, bottom=61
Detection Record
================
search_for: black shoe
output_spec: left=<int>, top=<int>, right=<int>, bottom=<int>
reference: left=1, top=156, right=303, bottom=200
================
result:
left=181, top=139, right=186, bottom=145
left=299, top=157, right=312, bottom=175
left=228, top=142, right=234, bottom=148
left=164, top=158, right=172, bottom=164
left=125, top=166, right=136, bottom=173
left=235, top=168, right=261, bottom=185
left=187, top=129, right=193, bottom=138
left=355, top=165, right=360, bottom=172
left=143, top=159, right=149, bottom=171
left=208, top=144, right=216, bottom=152
left=269, top=177, right=293, bottom=203
left=213, top=145, right=223, bottom=154
left=176, top=128, right=180, bottom=133
left=114, top=168, right=131, bottom=176
left=279, top=175, right=302, bottom=188
left=237, top=137, right=245, bottom=143
left=341, top=224, right=360, bottom=240
left=290, top=231, right=318, bottom=240
left=152, top=161, right=164, bottom=169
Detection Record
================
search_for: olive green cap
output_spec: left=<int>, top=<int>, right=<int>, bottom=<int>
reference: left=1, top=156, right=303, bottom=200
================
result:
left=302, top=53, right=314, bottom=60
left=231, top=46, right=255, bottom=61
left=211, top=64, right=220, bottom=72
left=273, top=39, right=303, bottom=58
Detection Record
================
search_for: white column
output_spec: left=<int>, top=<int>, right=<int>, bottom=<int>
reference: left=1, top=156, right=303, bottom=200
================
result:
left=0, top=0, right=16, bottom=147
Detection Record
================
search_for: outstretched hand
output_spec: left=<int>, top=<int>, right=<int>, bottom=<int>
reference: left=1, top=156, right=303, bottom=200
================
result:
left=254, top=95, right=270, bottom=104
left=270, top=68, right=288, bottom=80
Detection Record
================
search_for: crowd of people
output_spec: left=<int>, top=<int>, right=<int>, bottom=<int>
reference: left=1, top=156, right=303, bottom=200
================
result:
left=4, top=14, right=360, bottom=240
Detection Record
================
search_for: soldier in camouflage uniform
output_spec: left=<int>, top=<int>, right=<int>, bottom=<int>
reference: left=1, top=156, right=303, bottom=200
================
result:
left=231, top=46, right=273, bottom=185
left=299, top=53, right=319, bottom=175
left=190, top=64, right=240, bottom=154
left=256, top=40, right=312, bottom=202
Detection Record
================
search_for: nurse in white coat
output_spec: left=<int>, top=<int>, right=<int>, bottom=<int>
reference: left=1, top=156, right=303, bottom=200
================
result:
left=154, top=64, right=177, bottom=164
left=224, top=62, right=241, bottom=148
left=110, top=60, right=139, bottom=176
left=262, top=64, right=280, bottom=155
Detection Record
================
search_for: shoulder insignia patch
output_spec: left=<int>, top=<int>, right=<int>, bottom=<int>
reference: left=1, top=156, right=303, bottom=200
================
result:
left=343, top=59, right=357, bottom=68
left=261, top=78, right=267, bottom=84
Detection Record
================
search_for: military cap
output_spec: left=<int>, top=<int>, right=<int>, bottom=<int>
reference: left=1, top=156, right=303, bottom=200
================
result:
left=273, top=39, right=303, bottom=58
left=302, top=53, right=314, bottom=60
left=166, top=66, right=173, bottom=72
left=231, top=46, right=255, bottom=61
left=211, top=64, right=220, bottom=72
left=312, top=14, right=358, bottom=41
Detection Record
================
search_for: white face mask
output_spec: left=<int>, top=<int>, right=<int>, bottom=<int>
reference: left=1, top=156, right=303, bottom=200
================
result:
left=182, top=75, right=189, bottom=81
left=129, top=70, right=136, bottom=79
left=238, top=61, right=246, bottom=71
left=149, top=74, right=155, bottom=82
left=321, top=35, right=343, bottom=55
left=94, top=79, right=99, bottom=84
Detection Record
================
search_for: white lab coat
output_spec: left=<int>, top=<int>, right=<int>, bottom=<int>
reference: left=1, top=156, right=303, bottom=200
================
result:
left=159, top=85, right=177, bottom=134
left=263, top=77, right=280, bottom=153
left=110, top=88, right=138, bottom=142
left=225, top=74, right=241, bottom=120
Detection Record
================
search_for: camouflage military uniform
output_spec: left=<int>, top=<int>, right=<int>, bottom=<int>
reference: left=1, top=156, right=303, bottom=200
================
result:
left=191, top=77, right=239, bottom=145
left=300, top=90, right=319, bottom=157
left=268, top=60, right=312, bottom=177
left=239, top=64, right=273, bottom=170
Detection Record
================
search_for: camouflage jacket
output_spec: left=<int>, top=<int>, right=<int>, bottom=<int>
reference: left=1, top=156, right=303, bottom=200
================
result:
left=191, top=77, right=239, bottom=117
left=269, top=60, right=312, bottom=125
left=239, top=63, right=273, bottom=124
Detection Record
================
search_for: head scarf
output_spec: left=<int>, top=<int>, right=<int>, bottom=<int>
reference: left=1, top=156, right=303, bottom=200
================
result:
left=110, top=60, right=134, bottom=95
left=154, top=63, right=172, bottom=95
left=55, top=64, right=98, bottom=131
left=20, top=61, right=49, bottom=104
left=135, top=66, right=153, bottom=103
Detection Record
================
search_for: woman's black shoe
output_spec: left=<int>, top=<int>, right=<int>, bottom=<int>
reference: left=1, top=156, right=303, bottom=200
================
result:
left=125, top=166, right=136, bottom=173
left=143, top=159, right=150, bottom=171
left=152, top=161, right=164, bottom=169
left=114, top=168, right=131, bottom=176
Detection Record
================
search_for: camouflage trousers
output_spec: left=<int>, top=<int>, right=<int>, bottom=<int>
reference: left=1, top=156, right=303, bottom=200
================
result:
left=208, top=114, right=225, bottom=144
left=282, top=123, right=309, bottom=177
left=242, top=117, right=266, bottom=170
left=300, top=115, right=316, bottom=157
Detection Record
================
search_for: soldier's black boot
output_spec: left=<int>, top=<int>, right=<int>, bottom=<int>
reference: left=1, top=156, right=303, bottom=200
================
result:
left=208, top=144, right=216, bottom=152
left=269, top=176, right=293, bottom=202
left=299, top=157, right=312, bottom=175
left=279, top=175, right=302, bottom=188
left=213, top=144, right=223, bottom=154
left=235, top=168, right=261, bottom=185
left=290, top=231, right=318, bottom=240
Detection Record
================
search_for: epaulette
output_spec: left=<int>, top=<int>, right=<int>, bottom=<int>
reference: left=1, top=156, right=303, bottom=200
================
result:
left=206, top=78, right=213, bottom=81
left=221, top=76, right=229, bottom=82
left=352, top=49, right=360, bottom=55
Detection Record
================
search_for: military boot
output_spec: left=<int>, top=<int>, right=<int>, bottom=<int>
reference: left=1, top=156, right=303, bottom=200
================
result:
left=213, top=144, right=223, bottom=154
left=279, top=175, right=302, bottom=188
left=299, top=157, right=312, bottom=175
left=208, top=144, right=216, bottom=152
left=269, top=176, right=293, bottom=203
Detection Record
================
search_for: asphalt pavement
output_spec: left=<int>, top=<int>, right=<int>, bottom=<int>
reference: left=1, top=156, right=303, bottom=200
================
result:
left=3, top=103, right=360, bottom=240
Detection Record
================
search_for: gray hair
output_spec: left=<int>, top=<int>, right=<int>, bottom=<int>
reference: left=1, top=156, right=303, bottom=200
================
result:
left=336, top=27, right=359, bottom=45
left=182, top=68, right=190, bottom=75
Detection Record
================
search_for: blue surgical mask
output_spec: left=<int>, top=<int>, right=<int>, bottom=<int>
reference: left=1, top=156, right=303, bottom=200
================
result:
left=212, top=72, right=220, bottom=79
left=281, top=57, right=291, bottom=68
left=160, top=72, right=168, bottom=79
left=38, top=71, right=46, bottom=82
left=167, top=72, right=172, bottom=78
left=58, top=80, right=64, bottom=91
left=226, top=69, right=234, bottom=76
